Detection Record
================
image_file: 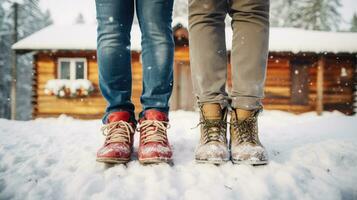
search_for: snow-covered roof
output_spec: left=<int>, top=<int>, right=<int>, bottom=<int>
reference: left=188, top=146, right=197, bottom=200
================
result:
left=12, top=24, right=142, bottom=51
left=226, top=27, right=357, bottom=54
left=13, top=24, right=357, bottom=53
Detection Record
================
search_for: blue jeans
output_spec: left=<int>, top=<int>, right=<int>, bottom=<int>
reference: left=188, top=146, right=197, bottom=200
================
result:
left=95, top=0, right=174, bottom=122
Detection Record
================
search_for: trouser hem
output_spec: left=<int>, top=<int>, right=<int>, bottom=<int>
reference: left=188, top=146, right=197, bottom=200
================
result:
left=196, top=95, right=230, bottom=109
left=102, top=108, right=137, bottom=124
left=230, top=96, right=263, bottom=111
left=138, top=108, right=169, bottom=120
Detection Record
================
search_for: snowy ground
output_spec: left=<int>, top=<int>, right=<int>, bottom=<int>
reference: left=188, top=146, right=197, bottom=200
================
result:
left=0, top=110, right=357, bottom=200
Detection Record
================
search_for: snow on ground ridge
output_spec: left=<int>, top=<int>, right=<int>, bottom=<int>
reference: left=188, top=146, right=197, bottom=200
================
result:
left=0, top=110, right=357, bottom=200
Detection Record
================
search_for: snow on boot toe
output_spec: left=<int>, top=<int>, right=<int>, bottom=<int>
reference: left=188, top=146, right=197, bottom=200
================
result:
left=231, top=143, right=268, bottom=164
left=97, top=143, right=131, bottom=159
left=195, top=142, right=229, bottom=163
left=138, top=143, right=173, bottom=162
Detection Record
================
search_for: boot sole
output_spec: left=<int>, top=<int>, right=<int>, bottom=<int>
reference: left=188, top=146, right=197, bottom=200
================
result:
left=232, top=159, right=269, bottom=165
left=139, top=157, right=173, bottom=165
left=195, top=158, right=229, bottom=165
left=96, top=157, right=130, bottom=164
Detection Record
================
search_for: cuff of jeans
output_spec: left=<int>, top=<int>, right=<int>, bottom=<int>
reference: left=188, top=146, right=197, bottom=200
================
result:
left=102, top=109, right=137, bottom=124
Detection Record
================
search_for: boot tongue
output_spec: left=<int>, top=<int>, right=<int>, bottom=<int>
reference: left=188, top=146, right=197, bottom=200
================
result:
left=144, top=110, right=168, bottom=121
left=107, top=111, right=131, bottom=123
left=202, top=104, right=222, bottom=120
left=237, top=109, right=254, bottom=120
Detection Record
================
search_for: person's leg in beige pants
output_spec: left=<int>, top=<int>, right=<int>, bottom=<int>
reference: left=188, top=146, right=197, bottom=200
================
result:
left=189, top=0, right=229, bottom=108
left=189, top=0, right=269, bottom=109
left=229, top=0, right=269, bottom=110
left=189, top=0, right=270, bottom=164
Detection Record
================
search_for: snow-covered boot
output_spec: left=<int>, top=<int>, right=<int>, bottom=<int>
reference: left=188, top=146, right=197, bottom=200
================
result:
left=96, top=111, right=136, bottom=164
left=137, top=110, right=173, bottom=164
left=195, top=103, right=229, bottom=164
left=230, top=109, right=268, bottom=165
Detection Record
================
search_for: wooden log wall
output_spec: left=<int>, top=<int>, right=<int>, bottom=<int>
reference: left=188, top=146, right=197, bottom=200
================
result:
left=262, top=55, right=300, bottom=112
left=32, top=50, right=356, bottom=119
left=171, top=47, right=195, bottom=111
left=33, top=51, right=142, bottom=119
left=170, top=50, right=356, bottom=114
left=321, top=54, right=355, bottom=115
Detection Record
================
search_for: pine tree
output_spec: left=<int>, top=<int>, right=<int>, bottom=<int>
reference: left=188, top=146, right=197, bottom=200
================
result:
left=290, top=0, right=342, bottom=31
left=350, top=13, right=357, bottom=32
left=0, top=0, right=52, bottom=119
left=270, top=0, right=295, bottom=27
left=0, top=0, right=14, bottom=119
left=271, top=0, right=342, bottom=31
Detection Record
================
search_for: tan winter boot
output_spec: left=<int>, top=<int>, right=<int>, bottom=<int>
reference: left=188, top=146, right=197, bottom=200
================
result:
left=195, top=103, right=229, bottom=164
left=230, top=109, right=268, bottom=165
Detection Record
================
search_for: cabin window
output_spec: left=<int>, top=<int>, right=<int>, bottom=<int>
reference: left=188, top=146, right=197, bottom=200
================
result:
left=57, top=58, right=87, bottom=80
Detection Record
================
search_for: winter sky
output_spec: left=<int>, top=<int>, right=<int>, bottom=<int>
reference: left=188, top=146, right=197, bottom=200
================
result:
left=40, top=0, right=356, bottom=30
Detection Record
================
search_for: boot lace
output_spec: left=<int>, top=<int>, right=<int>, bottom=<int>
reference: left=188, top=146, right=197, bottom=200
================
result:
left=232, top=117, right=258, bottom=144
left=138, top=120, right=170, bottom=145
left=101, top=121, right=134, bottom=144
left=197, top=120, right=226, bottom=144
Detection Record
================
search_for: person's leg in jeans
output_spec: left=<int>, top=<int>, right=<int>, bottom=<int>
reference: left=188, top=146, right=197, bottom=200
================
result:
left=96, top=0, right=135, bottom=123
left=95, top=0, right=137, bottom=164
left=135, top=0, right=175, bottom=164
left=136, top=0, right=174, bottom=116
left=228, top=0, right=270, bottom=164
left=189, top=0, right=230, bottom=164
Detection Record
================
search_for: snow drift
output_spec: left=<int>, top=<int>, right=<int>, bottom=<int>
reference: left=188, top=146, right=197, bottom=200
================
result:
left=0, top=110, right=357, bottom=200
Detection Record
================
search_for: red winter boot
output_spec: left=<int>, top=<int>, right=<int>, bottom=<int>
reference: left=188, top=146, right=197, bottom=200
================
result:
left=96, top=111, right=135, bottom=164
left=137, top=110, right=173, bottom=164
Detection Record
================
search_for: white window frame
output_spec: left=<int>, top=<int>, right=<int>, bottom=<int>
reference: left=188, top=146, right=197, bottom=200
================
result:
left=57, top=58, right=88, bottom=80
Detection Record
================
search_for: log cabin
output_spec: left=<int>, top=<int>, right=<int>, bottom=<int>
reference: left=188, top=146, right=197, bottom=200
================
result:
left=12, top=23, right=357, bottom=119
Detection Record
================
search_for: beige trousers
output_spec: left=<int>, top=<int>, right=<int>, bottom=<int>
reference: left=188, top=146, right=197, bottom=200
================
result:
left=189, top=0, right=270, bottom=110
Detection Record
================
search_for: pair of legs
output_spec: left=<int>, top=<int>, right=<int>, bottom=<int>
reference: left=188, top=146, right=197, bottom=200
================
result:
left=189, top=0, right=270, bottom=109
left=96, top=0, right=174, bottom=122
left=189, top=0, right=270, bottom=164
left=96, top=0, right=174, bottom=164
